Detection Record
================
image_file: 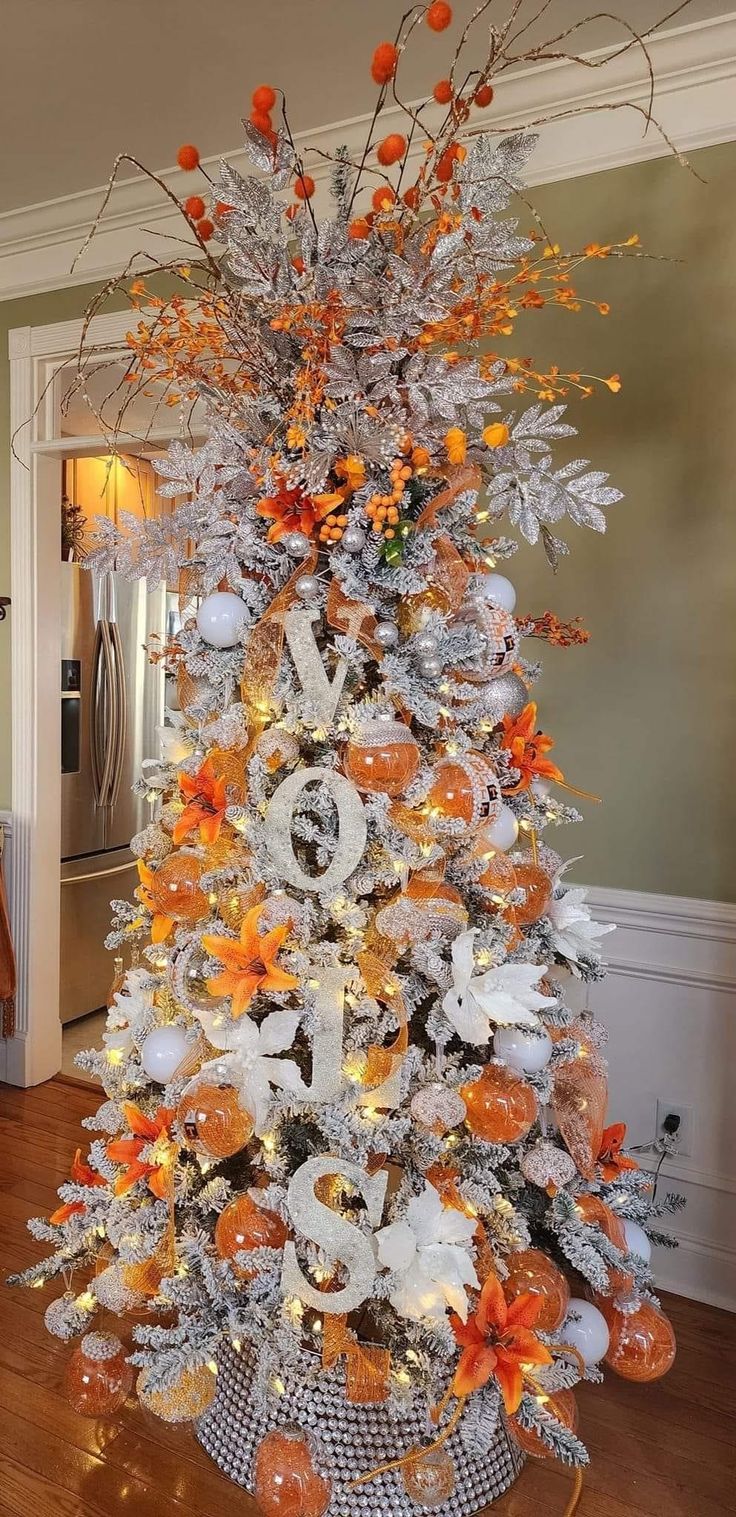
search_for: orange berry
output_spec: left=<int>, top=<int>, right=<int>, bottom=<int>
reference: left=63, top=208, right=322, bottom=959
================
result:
left=250, top=108, right=273, bottom=135
left=177, top=144, right=200, bottom=172
left=426, top=1, right=452, bottom=31
left=372, top=186, right=396, bottom=214
left=294, top=173, right=315, bottom=200
left=399, top=434, right=413, bottom=452
left=196, top=218, right=215, bottom=241
left=330, top=528, right=342, bottom=541
left=348, top=217, right=371, bottom=240
left=372, top=520, right=383, bottom=534
left=433, top=79, right=453, bottom=105
left=184, top=195, right=206, bottom=220
left=384, top=528, right=396, bottom=540
left=336, top=515, right=349, bottom=527
left=387, top=507, right=400, bottom=524
left=377, top=133, right=407, bottom=167
left=474, top=83, right=494, bottom=107
left=371, top=42, right=398, bottom=85
left=252, top=84, right=276, bottom=112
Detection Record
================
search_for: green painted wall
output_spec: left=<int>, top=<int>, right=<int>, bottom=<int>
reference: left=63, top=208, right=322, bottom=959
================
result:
left=508, top=139, right=736, bottom=902
left=0, top=140, right=734, bottom=899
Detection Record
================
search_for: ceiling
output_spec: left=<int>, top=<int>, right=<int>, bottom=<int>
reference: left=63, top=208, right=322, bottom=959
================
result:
left=1, top=0, right=732, bottom=215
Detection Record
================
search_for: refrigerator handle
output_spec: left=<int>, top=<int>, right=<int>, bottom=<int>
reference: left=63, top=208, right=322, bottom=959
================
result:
left=90, top=621, right=105, bottom=805
left=94, top=620, right=118, bottom=808
left=108, top=620, right=127, bottom=808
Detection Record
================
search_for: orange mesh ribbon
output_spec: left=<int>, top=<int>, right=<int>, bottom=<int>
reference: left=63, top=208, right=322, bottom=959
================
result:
left=552, top=1026, right=608, bottom=1181
left=326, top=579, right=381, bottom=658
left=416, top=464, right=482, bottom=529
left=358, top=948, right=408, bottom=1087
left=322, top=1313, right=391, bottom=1404
left=430, top=534, right=469, bottom=613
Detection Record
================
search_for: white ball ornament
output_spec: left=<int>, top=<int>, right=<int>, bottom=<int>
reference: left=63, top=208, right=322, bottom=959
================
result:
left=295, top=574, right=320, bottom=601
left=623, top=1219, right=652, bottom=1265
left=196, top=592, right=247, bottom=649
left=493, top=1026, right=553, bottom=1075
left=374, top=620, right=399, bottom=648
left=475, top=573, right=517, bottom=613
left=477, top=804, right=519, bottom=854
left=141, top=1025, right=190, bottom=1084
left=561, top=1299, right=610, bottom=1365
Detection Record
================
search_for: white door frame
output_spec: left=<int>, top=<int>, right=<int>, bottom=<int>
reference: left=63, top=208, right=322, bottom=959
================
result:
left=3, top=310, right=154, bottom=1085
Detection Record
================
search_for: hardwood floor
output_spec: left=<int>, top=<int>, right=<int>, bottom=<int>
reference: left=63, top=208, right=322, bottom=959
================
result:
left=1, top=1077, right=733, bottom=1517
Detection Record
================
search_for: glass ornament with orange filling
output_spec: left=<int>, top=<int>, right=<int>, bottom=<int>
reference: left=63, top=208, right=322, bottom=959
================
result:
left=252, top=1424, right=332, bottom=1516
left=343, top=717, right=420, bottom=797
left=427, top=752, right=502, bottom=834
left=215, top=1192, right=288, bottom=1277
left=503, top=1247, right=571, bottom=1331
left=603, top=1299, right=676, bottom=1382
left=147, top=853, right=209, bottom=924
left=505, top=859, right=553, bottom=925
left=177, top=1080, right=253, bottom=1158
left=461, top=1063, right=537, bottom=1144
left=511, top=1388, right=579, bottom=1459
left=64, top=1332, right=133, bottom=1417
left=455, top=599, right=519, bottom=682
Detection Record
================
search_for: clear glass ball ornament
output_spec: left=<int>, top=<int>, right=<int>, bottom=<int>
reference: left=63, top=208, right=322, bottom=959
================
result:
left=402, top=1446, right=456, bottom=1508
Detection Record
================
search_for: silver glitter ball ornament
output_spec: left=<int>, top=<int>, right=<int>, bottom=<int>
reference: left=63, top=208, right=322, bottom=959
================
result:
left=342, top=526, right=366, bottom=553
left=374, top=620, right=399, bottom=649
left=414, top=631, right=439, bottom=655
left=295, top=575, right=320, bottom=601
left=283, top=531, right=310, bottom=558
left=418, top=655, right=443, bottom=679
left=484, top=671, right=528, bottom=722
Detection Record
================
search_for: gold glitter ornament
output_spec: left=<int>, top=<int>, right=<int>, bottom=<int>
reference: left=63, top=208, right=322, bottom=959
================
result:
left=137, top=1363, right=217, bottom=1421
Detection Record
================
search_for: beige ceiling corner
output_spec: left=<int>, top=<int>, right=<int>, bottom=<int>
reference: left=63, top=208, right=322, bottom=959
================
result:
left=1, top=13, right=735, bottom=303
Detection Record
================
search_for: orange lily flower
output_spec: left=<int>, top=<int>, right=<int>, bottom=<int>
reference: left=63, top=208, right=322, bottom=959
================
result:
left=202, top=901, right=298, bottom=1019
left=173, top=757, right=228, bottom=846
left=257, top=481, right=342, bottom=542
left=451, top=1272, right=552, bottom=1412
left=106, top=1102, right=176, bottom=1199
left=500, top=701, right=564, bottom=793
left=50, top=1147, right=108, bottom=1225
left=598, top=1122, right=639, bottom=1182
left=136, top=860, right=175, bottom=943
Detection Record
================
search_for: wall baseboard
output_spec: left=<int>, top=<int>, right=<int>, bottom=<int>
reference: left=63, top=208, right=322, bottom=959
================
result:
left=1, top=14, right=735, bottom=301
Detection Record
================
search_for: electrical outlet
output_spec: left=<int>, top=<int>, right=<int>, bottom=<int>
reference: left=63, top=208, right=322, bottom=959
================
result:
left=655, top=1099, right=693, bottom=1157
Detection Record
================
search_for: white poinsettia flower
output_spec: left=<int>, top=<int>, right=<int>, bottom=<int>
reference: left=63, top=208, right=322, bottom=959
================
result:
left=548, top=887, right=615, bottom=965
left=376, top=1181, right=479, bottom=1323
left=156, top=714, right=194, bottom=764
left=194, top=1005, right=303, bottom=1135
left=442, top=929, right=555, bottom=1045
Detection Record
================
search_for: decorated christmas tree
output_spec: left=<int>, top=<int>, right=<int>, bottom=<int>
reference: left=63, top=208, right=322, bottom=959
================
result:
left=12, top=7, right=684, bottom=1513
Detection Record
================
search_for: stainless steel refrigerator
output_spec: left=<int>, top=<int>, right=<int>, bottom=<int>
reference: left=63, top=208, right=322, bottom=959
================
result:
left=59, top=564, right=167, bottom=1022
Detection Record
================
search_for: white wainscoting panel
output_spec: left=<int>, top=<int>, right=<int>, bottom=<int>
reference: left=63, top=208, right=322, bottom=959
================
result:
left=585, top=884, right=736, bottom=1312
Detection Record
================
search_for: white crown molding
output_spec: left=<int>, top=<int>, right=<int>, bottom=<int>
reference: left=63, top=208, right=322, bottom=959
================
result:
left=1, top=14, right=735, bottom=303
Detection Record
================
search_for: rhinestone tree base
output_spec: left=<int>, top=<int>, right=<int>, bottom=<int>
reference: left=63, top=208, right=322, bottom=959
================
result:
left=196, top=1342, right=525, bottom=1514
